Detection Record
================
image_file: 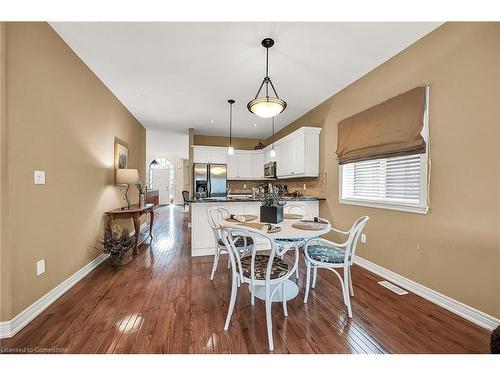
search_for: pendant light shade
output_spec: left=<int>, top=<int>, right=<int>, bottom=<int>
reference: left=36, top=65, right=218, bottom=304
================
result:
left=227, top=99, right=235, bottom=155
left=248, top=38, right=287, bottom=118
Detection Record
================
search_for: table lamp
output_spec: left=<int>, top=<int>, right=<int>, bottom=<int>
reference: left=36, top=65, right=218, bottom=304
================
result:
left=116, top=168, right=140, bottom=209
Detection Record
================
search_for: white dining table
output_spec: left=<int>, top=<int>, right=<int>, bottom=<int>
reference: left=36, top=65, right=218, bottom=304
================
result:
left=221, top=217, right=331, bottom=302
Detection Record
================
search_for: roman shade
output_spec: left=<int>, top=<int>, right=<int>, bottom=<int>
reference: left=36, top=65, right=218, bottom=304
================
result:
left=336, top=87, right=426, bottom=165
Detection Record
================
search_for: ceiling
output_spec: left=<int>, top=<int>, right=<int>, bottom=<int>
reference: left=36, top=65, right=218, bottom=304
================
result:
left=50, top=22, right=441, bottom=139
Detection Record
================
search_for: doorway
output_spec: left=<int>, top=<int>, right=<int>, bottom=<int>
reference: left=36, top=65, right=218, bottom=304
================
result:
left=148, top=158, right=175, bottom=205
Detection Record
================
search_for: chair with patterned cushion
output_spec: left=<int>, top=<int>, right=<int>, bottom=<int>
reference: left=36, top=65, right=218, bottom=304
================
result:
left=275, top=203, right=313, bottom=279
left=303, top=216, right=369, bottom=318
left=207, top=206, right=254, bottom=280
left=220, top=226, right=299, bottom=352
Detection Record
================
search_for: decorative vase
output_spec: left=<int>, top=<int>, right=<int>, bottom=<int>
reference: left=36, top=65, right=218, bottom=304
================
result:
left=139, top=193, right=145, bottom=207
left=109, top=246, right=133, bottom=266
left=260, top=205, right=284, bottom=224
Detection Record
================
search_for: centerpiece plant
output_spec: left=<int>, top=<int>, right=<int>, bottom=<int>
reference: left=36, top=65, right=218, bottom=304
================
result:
left=260, top=191, right=285, bottom=224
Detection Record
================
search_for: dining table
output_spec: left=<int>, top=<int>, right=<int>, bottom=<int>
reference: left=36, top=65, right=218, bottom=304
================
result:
left=221, top=216, right=331, bottom=302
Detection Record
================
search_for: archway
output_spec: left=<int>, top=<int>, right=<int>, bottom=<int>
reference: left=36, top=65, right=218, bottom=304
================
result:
left=148, top=158, right=175, bottom=205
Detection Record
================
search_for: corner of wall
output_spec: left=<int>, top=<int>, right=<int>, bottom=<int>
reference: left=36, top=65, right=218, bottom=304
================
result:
left=0, top=21, right=13, bottom=322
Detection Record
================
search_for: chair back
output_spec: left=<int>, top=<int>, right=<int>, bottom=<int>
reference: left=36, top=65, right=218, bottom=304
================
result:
left=221, top=226, right=288, bottom=285
left=182, top=190, right=189, bottom=203
left=345, top=216, right=369, bottom=264
left=207, top=206, right=230, bottom=243
left=284, top=203, right=311, bottom=217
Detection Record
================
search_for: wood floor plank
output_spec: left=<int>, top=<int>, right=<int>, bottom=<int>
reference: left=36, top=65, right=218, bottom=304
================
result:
left=0, top=205, right=491, bottom=354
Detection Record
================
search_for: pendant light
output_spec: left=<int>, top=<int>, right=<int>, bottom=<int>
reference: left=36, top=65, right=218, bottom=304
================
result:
left=227, top=99, right=235, bottom=155
left=247, top=38, right=287, bottom=118
left=270, top=117, right=276, bottom=158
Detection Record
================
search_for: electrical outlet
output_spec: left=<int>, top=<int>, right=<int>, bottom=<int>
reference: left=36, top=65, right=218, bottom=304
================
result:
left=361, top=233, right=367, bottom=243
left=36, top=259, right=46, bottom=276
left=34, top=170, right=46, bottom=185
left=416, top=244, right=421, bottom=251
left=243, top=184, right=247, bottom=189
left=303, top=184, right=307, bottom=190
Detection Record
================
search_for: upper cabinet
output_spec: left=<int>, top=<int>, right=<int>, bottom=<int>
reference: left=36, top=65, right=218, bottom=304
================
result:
left=192, top=126, right=321, bottom=180
left=227, top=151, right=262, bottom=180
left=275, top=127, right=320, bottom=178
left=193, top=146, right=227, bottom=165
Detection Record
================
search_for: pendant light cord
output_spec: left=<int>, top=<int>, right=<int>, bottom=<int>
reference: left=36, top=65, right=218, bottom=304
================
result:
left=272, top=117, right=275, bottom=149
left=265, top=47, right=269, bottom=98
left=229, top=101, right=232, bottom=147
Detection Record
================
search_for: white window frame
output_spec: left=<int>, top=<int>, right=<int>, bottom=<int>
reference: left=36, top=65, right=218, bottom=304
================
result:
left=338, top=85, right=430, bottom=215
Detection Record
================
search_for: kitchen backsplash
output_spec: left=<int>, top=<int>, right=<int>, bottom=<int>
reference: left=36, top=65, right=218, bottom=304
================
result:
left=228, top=173, right=326, bottom=198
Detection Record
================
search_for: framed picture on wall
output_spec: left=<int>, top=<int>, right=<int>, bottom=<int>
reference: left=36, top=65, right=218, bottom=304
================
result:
left=114, top=138, right=129, bottom=170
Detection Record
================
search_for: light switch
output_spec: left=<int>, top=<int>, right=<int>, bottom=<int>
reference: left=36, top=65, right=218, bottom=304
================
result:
left=34, top=170, right=46, bottom=185
left=36, top=259, right=45, bottom=276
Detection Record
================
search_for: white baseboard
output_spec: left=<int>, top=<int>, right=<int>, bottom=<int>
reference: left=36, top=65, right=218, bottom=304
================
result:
left=0, top=253, right=109, bottom=339
left=354, top=255, right=499, bottom=331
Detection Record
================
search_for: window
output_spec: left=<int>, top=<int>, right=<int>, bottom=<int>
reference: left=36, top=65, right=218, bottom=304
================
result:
left=339, top=85, right=430, bottom=214
left=339, top=153, right=428, bottom=214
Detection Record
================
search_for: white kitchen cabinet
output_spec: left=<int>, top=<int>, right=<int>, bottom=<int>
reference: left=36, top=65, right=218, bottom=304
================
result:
left=193, top=148, right=211, bottom=164
left=192, top=126, right=320, bottom=180
left=192, top=146, right=227, bottom=164
left=251, top=152, right=264, bottom=179
left=274, top=127, right=320, bottom=179
left=237, top=152, right=252, bottom=179
left=210, top=148, right=228, bottom=164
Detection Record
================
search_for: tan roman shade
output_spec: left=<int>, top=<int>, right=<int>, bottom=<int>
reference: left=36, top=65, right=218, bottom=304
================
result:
left=336, top=87, right=426, bottom=165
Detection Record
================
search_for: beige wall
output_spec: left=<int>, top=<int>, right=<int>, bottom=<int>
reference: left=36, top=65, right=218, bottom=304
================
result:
left=267, top=22, right=500, bottom=317
left=193, top=134, right=266, bottom=150
left=0, top=22, right=146, bottom=320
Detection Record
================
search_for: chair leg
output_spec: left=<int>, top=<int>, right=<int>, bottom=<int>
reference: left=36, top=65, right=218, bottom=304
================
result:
left=210, top=248, right=220, bottom=280
left=282, top=283, right=288, bottom=316
left=250, top=281, right=255, bottom=306
left=304, top=262, right=311, bottom=303
left=265, top=296, right=274, bottom=351
left=224, top=275, right=238, bottom=330
left=312, top=267, right=318, bottom=289
left=348, top=266, right=354, bottom=297
left=343, top=266, right=352, bottom=318
left=295, top=245, right=299, bottom=279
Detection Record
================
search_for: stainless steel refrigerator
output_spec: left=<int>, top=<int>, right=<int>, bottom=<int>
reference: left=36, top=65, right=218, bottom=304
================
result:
left=193, top=163, right=227, bottom=198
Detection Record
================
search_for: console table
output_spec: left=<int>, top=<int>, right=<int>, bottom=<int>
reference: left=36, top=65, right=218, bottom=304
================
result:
left=105, top=203, right=155, bottom=254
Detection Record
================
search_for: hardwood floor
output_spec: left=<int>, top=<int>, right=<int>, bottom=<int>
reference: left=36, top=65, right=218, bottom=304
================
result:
left=0, top=205, right=490, bottom=353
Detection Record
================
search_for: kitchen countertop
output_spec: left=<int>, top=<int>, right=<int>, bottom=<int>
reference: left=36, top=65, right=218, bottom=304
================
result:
left=190, top=196, right=325, bottom=203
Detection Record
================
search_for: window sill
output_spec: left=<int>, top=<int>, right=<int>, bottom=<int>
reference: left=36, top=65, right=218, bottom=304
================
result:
left=339, top=198, right=428, bottom=215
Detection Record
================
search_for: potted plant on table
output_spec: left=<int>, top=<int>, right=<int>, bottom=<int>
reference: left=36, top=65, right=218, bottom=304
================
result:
left=260, top=191, right=285, bottom=224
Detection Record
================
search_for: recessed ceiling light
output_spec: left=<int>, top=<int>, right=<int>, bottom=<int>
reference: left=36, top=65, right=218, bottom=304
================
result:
left=210, top=120, right=214, bottom=124
left=253, top=123, right=257, bottom=127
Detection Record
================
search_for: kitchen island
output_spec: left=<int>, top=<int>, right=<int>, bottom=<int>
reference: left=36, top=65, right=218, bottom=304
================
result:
left=190, top=197, right=323, bottom=257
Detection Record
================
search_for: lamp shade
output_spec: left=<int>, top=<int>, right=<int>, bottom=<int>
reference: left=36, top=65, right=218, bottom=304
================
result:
left=247, top=97, right=286, bottom=118
left=116, top=168, right=140, bottom=185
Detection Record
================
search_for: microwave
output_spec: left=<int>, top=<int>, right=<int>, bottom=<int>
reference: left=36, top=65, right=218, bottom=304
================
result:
left=264, top=161, right=276, bottom=178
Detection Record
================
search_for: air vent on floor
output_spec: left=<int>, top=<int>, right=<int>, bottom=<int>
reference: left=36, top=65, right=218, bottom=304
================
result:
left=377, top=280, right=408, bottom=295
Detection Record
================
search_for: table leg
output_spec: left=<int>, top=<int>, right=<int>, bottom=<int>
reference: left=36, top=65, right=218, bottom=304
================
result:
left=132, top=214, right=140, bottom=254
left=149, top=209, right=155, bottom=239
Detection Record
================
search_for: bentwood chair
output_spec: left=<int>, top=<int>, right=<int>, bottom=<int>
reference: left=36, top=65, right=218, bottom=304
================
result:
left=221, top=226, right=300, bottom=351
left=303, top=216, right=369, bottom=318
left=275, top=203, right=313, bottom=279
left=207, top=206, right=255, bottom=280
left=284, top=202, right=312, bottom=218
left=181, top=190, right=190, bottom=211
